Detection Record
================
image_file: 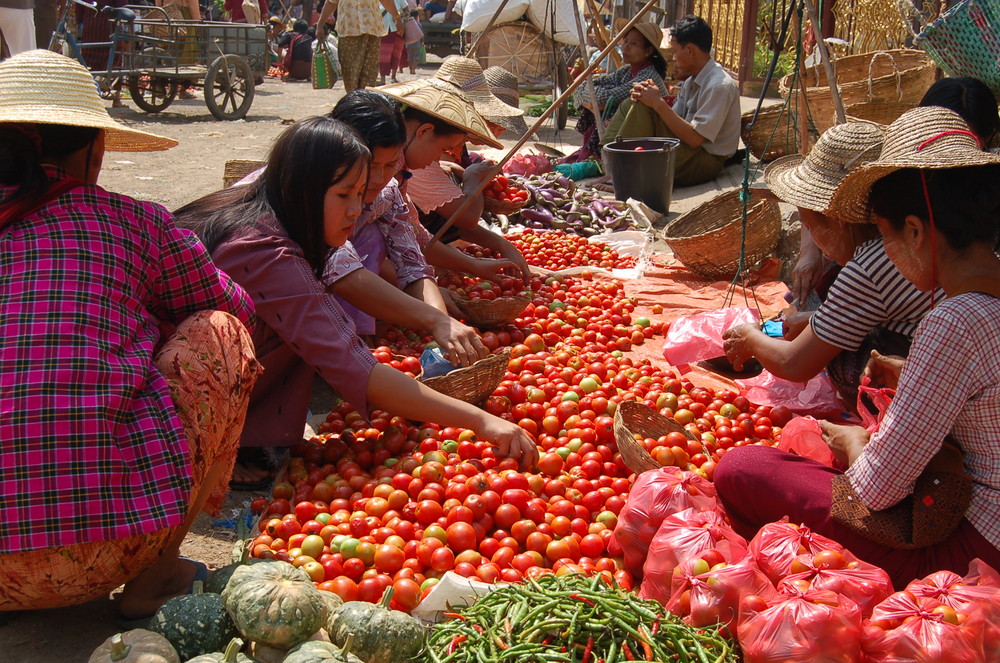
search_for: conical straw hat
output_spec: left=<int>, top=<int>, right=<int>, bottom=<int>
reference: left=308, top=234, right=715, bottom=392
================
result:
left=435, top=56, right=525, bottom=119
left=764, top=122, right=884, bottom=214
left=484, top=66, right=529, bottom=138
left=828, top=106, right=1000, bottom=223
left=0, top=49, right=177, bottom=152
left=374, top=78, right=502, bottom=149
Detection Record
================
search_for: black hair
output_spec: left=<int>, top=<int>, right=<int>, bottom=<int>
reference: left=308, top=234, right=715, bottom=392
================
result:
left=402, top=107, right=467, bottom=136
left=293, top=19, right=308, bottom=33
left=671, top=15, right=712, bottom=53
left=174, top=116, right=370, bottom=276
left=919, top=77, right=1000, bottom=149
left=330, top=89, right=407, bottom=149
left=0, top=123, right=100, bottom=205
left=869, top=165, right=1000, bottom=252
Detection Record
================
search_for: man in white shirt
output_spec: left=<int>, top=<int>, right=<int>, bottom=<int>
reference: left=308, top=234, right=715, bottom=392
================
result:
left=603, top=16, right=741, bottom=186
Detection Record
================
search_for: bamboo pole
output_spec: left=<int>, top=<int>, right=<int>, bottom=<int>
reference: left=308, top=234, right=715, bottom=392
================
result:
left=571, top=0, right=605, bottom=140
left=424, top=0, right=660, bottom=249
left=792, top=7, right=811, bottom=155
left=466, top=0, right=511, bottom=58
left=585, top=0, right=621, bottom=68
left=801, top=0, right=846, bottom=124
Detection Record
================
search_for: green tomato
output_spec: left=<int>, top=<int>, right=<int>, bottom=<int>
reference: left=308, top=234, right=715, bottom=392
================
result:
left=610, top=350, right=623, bottom=358
left=339, top=537, right=361, bottom=558
left=441, top=439, right=459, bottom=453
left=314, top=512, right=332, bottom=525
left=561, top=391, right=580, bottom=402
left=384, top=457, right=399, bottom=467
left=423, top=524, right=448, bottom=543
left=634, top=317, right=651, bottom=328
left=421, top=577, right=441, bottom=591
left=555, top=446, right=571, bottom=460
left=566, top=438, right=583, bottom=453
left=579, top=376, right=601, bottom=393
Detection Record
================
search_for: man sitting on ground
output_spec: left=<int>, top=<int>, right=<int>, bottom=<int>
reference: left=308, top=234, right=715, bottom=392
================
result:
left=602, top=15, right=740, bottom=187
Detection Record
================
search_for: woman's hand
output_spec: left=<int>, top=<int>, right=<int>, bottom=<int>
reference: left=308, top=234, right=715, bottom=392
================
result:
left=476, top=416, right=540, bottom=471
left=468, top=256, right=521, bottom=284
left=863, top=350, right=905, bottom=390
left=723, top=323, right=762, bottom=371
left=463, top=160, right=495, bottom=187
left=630, top=79, right=663, bottom=108
left=430, top=316, right=488, bottom=368
left=782, top=311, right=813, bottom=341
left=819, top=420, right=869, bottom=468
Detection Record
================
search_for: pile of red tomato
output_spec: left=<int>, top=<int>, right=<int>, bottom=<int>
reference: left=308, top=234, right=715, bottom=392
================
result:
left=483, top=174, right=529, bottom=204
left=504, top=229, right=637, bottom=271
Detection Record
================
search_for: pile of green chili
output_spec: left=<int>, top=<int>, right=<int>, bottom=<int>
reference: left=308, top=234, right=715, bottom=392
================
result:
left=422, top=574, right=738, bottom=663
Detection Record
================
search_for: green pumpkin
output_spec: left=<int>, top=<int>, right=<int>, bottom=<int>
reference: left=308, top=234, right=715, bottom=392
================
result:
left=327, top=588, right=425, bottom=663
left=205, top=559, right=265, bottom=594
left=89, top=630, right=180, bottom=663
left=184, top=637, right=255, bottom=663
left=222, top=561, right=329, bottom=648
left=150, top=582, right=239, bottom=661
left=282, top=640, right=363, bottom=663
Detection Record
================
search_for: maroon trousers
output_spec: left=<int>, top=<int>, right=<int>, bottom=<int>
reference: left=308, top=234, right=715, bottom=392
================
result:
left=714, top=445, right=1000, bottom=589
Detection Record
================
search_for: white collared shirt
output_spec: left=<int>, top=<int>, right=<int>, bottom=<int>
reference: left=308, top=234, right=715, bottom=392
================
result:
left=673, top=58, right=741, bottom=156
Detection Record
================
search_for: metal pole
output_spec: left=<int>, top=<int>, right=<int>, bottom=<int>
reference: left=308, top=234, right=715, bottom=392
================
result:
left=801, top=0, right=845, bottom=124
left=424, top=0, right=660, bottom=249
left=571, top=0, right=605, bottom=140
left=466, top=0, right=512, bottom=57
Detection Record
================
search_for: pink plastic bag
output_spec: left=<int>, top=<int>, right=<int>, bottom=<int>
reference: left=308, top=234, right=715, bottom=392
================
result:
left=662, top=306, right=759, bottom=366
left=737, top=587, right=864, bottom=663
left=863, top=591, right=986, bottom=663
left=778, top=552, right=893, bottom=618
left=965, top=557, right=1000, bottom=588
left=747, top=519, right=847, bottom=585
left=611, top=468, right=722, bottom=578
left=856, top=377, right=895, bottom=433
left=775, top=416, right=836, bottom=467
left=736, top=370, right=844, bottom=418
left=639, top=508, right=749, bottom=603
left=663, top=555, right=779, bottom=633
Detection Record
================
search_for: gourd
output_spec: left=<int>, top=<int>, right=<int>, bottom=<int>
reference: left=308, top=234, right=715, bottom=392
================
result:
left=184, top=637, right=254, bottom=663
left=327, top=588, right=425, bottom=663
left=149, top=581, right=239, bottom=660
left=88, top=630, right=180, bottom=663
left=221, top=561, right=329, bottom=648
left=282, top=637, right=364, bottom=663
left=205, top=558, right=265, bottom=594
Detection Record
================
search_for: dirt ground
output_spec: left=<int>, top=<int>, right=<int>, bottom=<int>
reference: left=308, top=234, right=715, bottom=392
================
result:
left=0, top=62, right=790, bottom=662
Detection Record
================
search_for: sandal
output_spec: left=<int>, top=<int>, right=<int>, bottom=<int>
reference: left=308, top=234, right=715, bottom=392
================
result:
left=229, top=447, right=276, bottom=491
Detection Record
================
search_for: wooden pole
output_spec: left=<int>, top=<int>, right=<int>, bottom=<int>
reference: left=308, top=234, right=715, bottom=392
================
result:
left=466, top=0, right=511, bottom=58
left=424, top=0, right=660, bottom=249
left=585, top=0, right=621, bottom=68
left=792, top=7, right=810, bottom=155
left=571, top=0, right=605, bottom=140
left=801, top=0, right=846, bottom=124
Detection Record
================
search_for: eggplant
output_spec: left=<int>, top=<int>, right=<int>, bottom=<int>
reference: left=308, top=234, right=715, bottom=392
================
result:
left=520, top=207, right=556, bottom=225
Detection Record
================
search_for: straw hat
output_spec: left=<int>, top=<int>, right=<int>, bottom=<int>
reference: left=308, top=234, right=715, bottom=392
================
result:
left=764, top=122, right=884, bottom=214
left=0, top=50, right=177, bottom=152
left=434, top=56, right=525, bottom=120
left=374, top=78, right=503, bottom=149
left=616, top=19, right=671, bottom=62
left=483, top=66, right=529, bottom=138
left=828, top=106, right=1000, bottom=223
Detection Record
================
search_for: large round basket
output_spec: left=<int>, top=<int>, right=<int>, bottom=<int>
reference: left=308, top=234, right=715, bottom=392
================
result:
left=663, top=190, right=782, bottom=279
left=473, top=22, right=552, bottom=83
left=613, top=401, right=699, bottom=475
left=455, top=295, right=531, bottom=327
left=421, top=348, right=510, bottom=405
left=842, top=100, right=914, bottom=127
left=740, top=104, right=815, bottom=162
left=483, top=194, right=529, bottom=216
left=778, top=49, right=935, bottom=133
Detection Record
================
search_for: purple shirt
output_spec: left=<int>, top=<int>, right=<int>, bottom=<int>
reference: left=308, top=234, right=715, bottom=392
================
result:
left=0, top=168, right=255, bottom=553
left=211, top=213, right=378, bottom=447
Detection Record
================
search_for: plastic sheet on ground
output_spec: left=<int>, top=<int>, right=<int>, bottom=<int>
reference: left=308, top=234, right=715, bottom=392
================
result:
left=411, top=571, right=506, bottom=624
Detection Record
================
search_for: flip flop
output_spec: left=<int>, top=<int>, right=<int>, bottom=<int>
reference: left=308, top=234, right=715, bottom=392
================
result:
left=229, top=447, right=277, bottom=491
left=114, top=558, right=210, bottom=630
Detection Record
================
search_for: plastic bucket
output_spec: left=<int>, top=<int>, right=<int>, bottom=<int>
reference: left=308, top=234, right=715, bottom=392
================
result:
left=601, top=136, right=680, bottom=214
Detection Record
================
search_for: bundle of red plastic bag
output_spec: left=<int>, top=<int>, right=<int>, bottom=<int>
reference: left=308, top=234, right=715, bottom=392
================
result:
left=610, top=468, right=721, bottom=578
left=863, top=590, right=986, bottom=662
left=778, top=549, right=893, bottom=617
left=747, top=519, right=847, bottom=585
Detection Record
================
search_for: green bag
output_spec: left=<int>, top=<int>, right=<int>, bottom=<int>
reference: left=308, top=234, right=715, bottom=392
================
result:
left=312, top=39, right=339, bottom=90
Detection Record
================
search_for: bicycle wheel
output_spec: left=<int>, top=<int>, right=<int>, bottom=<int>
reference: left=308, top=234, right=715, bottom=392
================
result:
left=204, top=55, right=255, bottom=121
left=128, top=74, right=178, bottom=112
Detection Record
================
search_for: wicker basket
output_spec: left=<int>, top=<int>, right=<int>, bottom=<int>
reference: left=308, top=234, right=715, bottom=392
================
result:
left=906, top=0, right=1000, bottom=96
left=663, top=190, right=782, bottom=279
left=741, top=104, right=816, bottom=162
left=843, top=100, right=914, bottom=127
left=613, top=401, right=699, bottom=475
left=455, top=295, right=531, bottom=327
left=420, top=348, right=510, bottom=404
left=483, top=194, right=529, bottom=216
left=778, top=49, right=936, bottom=133
left=223, top=159, right=265, bottom=188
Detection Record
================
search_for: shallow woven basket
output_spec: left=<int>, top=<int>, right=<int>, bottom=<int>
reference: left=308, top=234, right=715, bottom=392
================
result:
left=778, top=49, right=935, bottom=133
left=223, top=159, right=265, bottom=188
left=483, top=194, right=529, bottom=216
left=740, top=104, right=815, bottom=162
left=663, top=190, right=782, bottom=279
left=455, top=295, right=531, bottom=327
left=613, top=401, right=699, bottom=475
left=420, top=348, right=510, bottom=404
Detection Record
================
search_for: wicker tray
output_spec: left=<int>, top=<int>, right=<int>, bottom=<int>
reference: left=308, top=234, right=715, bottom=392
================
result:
left=223, top=159, right=265, bottom=188
left=483, top=194, right=529, bottom=215
left=741, top=104, right=816, bottom=162
left=613, top=401, right=699, bottom=475
left=663, top=190, right=782, bottom=279
left=420, top=348, right=510, bottom=405
left=455, top=295, right=531, bottom=327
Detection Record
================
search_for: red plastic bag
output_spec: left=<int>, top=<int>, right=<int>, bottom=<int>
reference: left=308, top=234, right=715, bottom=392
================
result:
left=856, top=376, right=895, bottom=433
left=638, top=508, right=749, bottom=603
left=737, top=587, right=864, bottom=663
left=663, top=555, right=779, bottom=633
left=775, top=416, right=836, bottom=467
left=778, top=552, right=893, bottom=618
left=611, top=468, right=722, bottom=578
left=736, top=369, right=844, bottom=419
left=662, top=306, right=759, bottom=366
left=863, top=591, right=986, bottom=663
left=747, top=519, right=847, bottom=585
left=964, top=557, right=1000, bottom=588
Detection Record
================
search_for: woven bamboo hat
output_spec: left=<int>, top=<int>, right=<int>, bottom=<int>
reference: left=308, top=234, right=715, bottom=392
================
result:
left=435, top=56, right=525, bottom=119
left=0, top=50, right=177, bottom=152
left=764, top=122, right=884, bottom=214
left=829, top=106, right=1000, bottom=223
left=374, top=78, right=503, bottom=149
left=616, top=19, right=671, bottom=62
left=484, top=66, right=529, bottom=137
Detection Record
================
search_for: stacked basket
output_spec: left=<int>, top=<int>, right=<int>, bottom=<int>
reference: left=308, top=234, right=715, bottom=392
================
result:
left=613, top=401, right=700, bottom=475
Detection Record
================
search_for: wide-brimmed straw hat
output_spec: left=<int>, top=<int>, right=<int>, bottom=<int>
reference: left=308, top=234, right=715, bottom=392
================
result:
left=483, top=66, right=529, bottom=138
left=374, top=78, right=503, bottom=149
left=764, top=122, right=884, bottom=214
left=435, top=56, right=524, bottom=120
left=828, top=106, right=1000, bottom=223
left=616, top=19, right=671, bottom=62
left=0, top=50, right=177, bottom=152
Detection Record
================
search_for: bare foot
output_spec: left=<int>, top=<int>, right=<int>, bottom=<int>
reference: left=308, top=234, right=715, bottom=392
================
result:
left=117, top=555, right=206, bottom=619
left=231, top=460, right=269, bottom=484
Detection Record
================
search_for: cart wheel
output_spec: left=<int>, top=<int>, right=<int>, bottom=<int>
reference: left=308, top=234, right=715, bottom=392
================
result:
left=205, top=55, right=255, bottom=121
left=128, top=74, right=178, bottom=113
left=555, top=60, right=569, bottom=130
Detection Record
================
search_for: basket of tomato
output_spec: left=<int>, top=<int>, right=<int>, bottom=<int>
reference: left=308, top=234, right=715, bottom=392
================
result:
left=482, top=174, right=530, bottom=215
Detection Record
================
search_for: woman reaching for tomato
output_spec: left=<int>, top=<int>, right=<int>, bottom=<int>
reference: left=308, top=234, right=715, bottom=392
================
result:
left=714, top=107, right=1000, bottom=589
left=175, top=116, right=539, bottom=473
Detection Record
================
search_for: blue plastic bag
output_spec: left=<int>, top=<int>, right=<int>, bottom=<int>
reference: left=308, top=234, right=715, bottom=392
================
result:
left=419, top=344, right=458, bottom=379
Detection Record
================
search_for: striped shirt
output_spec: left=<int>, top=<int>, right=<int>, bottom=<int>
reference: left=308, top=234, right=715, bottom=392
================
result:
left=810, top=238, right=942, bottom=351
left=0, top=169, right=255, bottom=553
left=573, top=64, right=667, bottom=119
left=847, top=292, right=1000, bottom=550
